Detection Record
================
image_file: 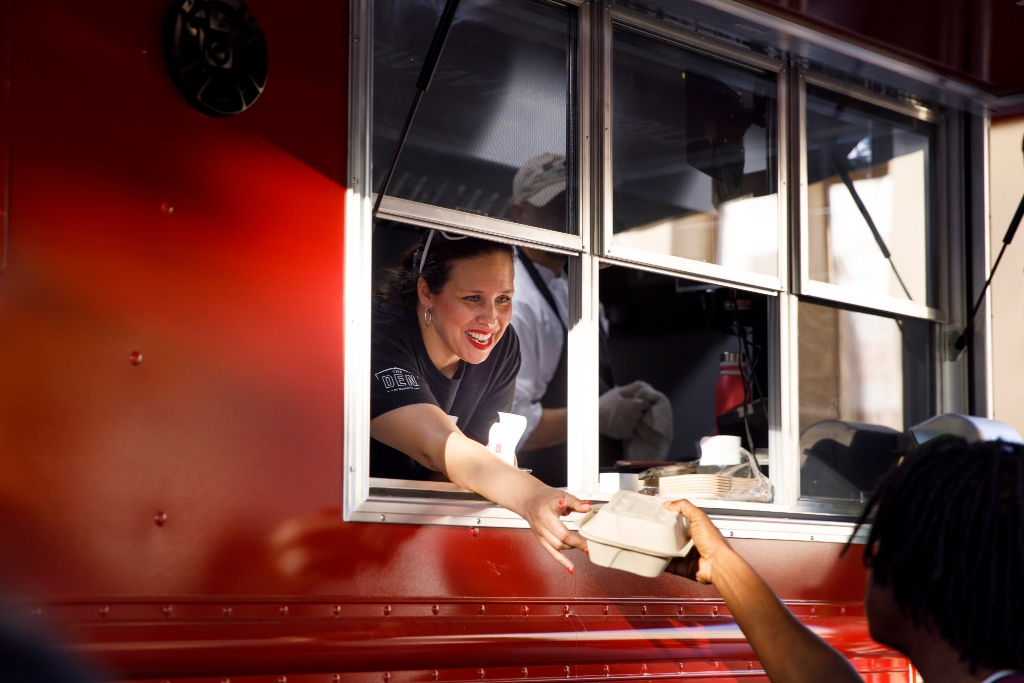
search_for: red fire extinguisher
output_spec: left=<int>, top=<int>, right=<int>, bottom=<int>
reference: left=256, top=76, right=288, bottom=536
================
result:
left=715, top=352, right=747, bottom=434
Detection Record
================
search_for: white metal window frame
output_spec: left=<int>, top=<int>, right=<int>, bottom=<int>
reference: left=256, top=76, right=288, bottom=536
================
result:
left=344, top=0, right=976, bottom=541
left=796, top=70, right=946, bottom=322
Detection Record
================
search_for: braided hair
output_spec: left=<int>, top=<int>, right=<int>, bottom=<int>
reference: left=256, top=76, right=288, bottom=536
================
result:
left=376, top=231, right=516, bottom=309
left=846, top=437, right=1024, bottom=672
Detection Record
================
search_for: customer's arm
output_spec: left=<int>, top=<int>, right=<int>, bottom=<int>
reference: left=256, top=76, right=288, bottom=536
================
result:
left=664, top=500, right=862, bottom=683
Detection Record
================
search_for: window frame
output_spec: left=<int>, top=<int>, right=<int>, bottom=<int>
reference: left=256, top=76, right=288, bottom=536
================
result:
left=601, top=5, right=790, bottom=295
left=344, top=0, right=976, bottom=540
left=796, top=70, right=946, bottom=322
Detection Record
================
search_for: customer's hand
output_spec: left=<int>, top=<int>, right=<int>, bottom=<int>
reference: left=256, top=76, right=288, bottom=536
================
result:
left=519, top=487, right=591, bottom=573
left=598, top=381, right=652, bottom=439
left=663, top=498, right=734, bottom=584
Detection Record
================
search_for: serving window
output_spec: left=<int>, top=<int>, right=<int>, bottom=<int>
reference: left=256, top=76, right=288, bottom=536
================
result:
left=599, top=266, right=773, bottom=462
left=345, top=0, right=972, bottom=535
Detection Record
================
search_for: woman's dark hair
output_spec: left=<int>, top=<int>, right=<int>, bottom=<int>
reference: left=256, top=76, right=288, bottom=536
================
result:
left=846, top=437, right=1024, bottom=672
left=377, top=231, right=516, bottom=308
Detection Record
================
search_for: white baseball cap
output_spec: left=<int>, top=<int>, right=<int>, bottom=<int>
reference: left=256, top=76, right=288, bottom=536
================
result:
left=511, top=153, right=566, bottom=208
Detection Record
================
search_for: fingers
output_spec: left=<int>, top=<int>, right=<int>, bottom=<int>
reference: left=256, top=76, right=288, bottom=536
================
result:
left=665, top=499, right=714, bottom=530
left=560, top=529, right=588, bottom=552
left=525, top=488, right=594, bottom=572
left=535, top=507, right=588, bottom=557
left=665, top=552, right=699, bottom=581
left=536, top=535, right=574, bottom=573
left=676, top=498, right=705, bottom=519
left=663, top=497, right=688, bottom=511
left=537, top=514, right=579, bottom=552
left=560, top=492, right=592, bottom=514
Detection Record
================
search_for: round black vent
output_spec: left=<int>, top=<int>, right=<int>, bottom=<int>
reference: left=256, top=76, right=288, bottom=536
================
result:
left=163, top=0, right=268, bottom=117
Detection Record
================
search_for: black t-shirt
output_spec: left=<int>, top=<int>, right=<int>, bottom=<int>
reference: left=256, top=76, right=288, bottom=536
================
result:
left=370, top=301, right=521, bottom=480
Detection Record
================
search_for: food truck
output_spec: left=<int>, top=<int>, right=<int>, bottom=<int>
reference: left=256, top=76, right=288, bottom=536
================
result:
left=1, top=0, right=1023, bottom=680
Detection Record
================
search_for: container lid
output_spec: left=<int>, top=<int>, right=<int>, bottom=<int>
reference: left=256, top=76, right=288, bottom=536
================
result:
left=579, top=491, right=693, bottom=558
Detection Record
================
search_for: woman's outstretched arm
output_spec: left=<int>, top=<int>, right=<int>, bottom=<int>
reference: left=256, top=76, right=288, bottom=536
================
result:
left=371, top=403, right=590, bottom=572
left=664, top=500, right=862, bottom=683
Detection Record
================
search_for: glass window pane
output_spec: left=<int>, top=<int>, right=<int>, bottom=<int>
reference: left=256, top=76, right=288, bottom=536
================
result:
left=612, top=30, right=779, bottom=277
left=805, top=85, right=938, bottom=307
left=600, top=267, right=772, bottom=471
left=798, top=300, right=934, bottom=503
left=373, top=0, right=575, bottom=234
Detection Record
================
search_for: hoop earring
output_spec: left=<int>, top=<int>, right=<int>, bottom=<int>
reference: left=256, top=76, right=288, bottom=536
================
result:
left=423, top=307, right=433, bottom=326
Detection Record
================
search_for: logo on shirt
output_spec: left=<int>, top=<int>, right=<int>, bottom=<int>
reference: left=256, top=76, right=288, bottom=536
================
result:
left=375, top=367, right=421, bottom=392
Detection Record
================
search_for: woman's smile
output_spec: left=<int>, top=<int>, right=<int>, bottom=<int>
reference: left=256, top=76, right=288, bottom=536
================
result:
left=466, top=329, right=495, bottom=349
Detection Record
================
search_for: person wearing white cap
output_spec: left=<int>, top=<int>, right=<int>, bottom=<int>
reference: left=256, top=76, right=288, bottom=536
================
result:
left=509, top=154, right=673, bottom=486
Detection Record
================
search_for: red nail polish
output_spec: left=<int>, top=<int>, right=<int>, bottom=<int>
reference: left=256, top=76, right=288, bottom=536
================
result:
left=585, top=549, right=589, bottom=555
left=566, top=567, right=574, bottom=575
left=558, top=498, right=566, bottom=506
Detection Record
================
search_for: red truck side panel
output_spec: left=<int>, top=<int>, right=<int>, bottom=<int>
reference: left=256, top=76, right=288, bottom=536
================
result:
left=0, top=1, right=907, bottom=680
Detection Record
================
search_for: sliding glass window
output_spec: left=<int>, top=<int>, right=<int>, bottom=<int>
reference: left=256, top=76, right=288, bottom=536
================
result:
left=801, top=77, right=940, bottom=319
left=608, top=24, right=783, bottom=289
left=373, top=0, right=577, bottom=237
left=797, top=300, right=934, bottom=505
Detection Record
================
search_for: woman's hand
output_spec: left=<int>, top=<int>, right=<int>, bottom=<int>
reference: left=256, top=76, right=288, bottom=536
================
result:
left=371, top=404, right=592, bottom=573
left=518, top=487, right=591, bottom=573
left=663, top=498, right=735, bottom=584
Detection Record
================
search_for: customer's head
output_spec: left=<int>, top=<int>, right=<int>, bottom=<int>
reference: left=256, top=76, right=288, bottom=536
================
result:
left=853, top=437, right=1024, bottom=672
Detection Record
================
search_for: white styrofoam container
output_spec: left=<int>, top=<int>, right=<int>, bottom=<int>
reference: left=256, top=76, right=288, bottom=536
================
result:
left=578, top=490, right=694, bottom=578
